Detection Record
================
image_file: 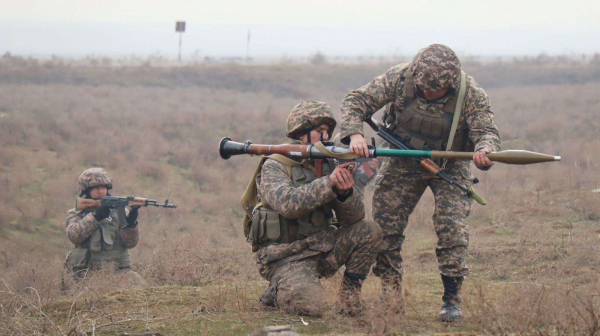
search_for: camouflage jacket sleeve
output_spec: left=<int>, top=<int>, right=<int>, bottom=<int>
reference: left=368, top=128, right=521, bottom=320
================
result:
left=66, top=208, right=100, bottom=245
left=463, top=76, right=501, bottom=152
left=340, top=64, right=407, bottom=143
left=119, top=207, right=140, bottom=249
left=258, top=159, right=337, bottom=219
left=333, top=188, right=365, bottom=227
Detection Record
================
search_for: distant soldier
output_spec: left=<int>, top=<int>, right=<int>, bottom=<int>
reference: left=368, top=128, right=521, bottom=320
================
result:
left=339, top=44, right=501, bottom=321
left=251, top=101, right=382, bottom=317
left=64, top=168, right=144, bottom=285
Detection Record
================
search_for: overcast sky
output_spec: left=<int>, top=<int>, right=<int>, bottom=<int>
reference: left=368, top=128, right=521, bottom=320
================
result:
left=1, top=0, right=599, bottom=59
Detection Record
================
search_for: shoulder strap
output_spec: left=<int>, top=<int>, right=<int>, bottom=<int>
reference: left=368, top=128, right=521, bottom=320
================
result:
left=240, top=154, right=300, bottom=217
left=267, top=154, right=300, bottom=177
left=240, top=157, right=267, bottom=219
left=446, top=71, right=466, bottom=152
left=313, top=142, right=358, bottom=160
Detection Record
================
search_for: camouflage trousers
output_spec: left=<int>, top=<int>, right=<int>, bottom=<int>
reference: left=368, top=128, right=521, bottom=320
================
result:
left=257, top=219, right=382, bottom=316
left=372, top=157, right=474, bottom=278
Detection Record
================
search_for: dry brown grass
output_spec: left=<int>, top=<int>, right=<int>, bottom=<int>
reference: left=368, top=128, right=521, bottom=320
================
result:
left=0, top=56, right=599, bottom=335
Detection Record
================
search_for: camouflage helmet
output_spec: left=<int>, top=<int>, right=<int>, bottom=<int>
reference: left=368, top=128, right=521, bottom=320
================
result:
left=286, top=100, right=337, bottom=139
left=78, top=167, right=112, bottom=194
left=411, top=44, right=461, bottom=92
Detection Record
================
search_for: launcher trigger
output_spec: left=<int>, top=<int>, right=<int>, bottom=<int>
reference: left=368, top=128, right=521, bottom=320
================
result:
left=371, top=137, right=376, bottom=148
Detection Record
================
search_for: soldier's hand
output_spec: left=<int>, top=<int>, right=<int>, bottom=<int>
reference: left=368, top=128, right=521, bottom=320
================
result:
left=93, top=205, right=111, bottom=221
left=473, top=148, right=493, bottom=170
left=126, top=206, right=139, bottom=225
left=330, top=162, right=356, bottom=194
left=349, top=134, right=370, bottom=158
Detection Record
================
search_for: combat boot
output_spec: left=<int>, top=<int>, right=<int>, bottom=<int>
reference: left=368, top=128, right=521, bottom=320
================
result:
left=259, top=285, right=277, bottom=309
left=378, top=273, right=405, bottom=316
left=439, top=275, right=463, bottom=322
left=337, top=272, right=365, bottom=317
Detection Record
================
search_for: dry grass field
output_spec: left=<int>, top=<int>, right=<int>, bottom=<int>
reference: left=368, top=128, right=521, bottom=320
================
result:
left=0, top=53, right=599, bottom=335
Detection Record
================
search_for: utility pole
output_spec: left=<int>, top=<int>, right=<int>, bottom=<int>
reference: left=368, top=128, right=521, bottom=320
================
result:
left=175, top=21, right=186, bottom=63
left=246, top=29, right=251, bottom=63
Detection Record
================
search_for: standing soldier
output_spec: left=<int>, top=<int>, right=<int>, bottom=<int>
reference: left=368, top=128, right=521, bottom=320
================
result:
left=251, top=101, right=382, bottom=317
left=339, top=44, right=501, bottom=321
left=64, top=168, right=144, bottom=285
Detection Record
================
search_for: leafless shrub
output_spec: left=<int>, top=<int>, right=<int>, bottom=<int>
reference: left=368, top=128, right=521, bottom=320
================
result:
left=0, top=58, right=599, bottom=333
left=309, top=52, right=328, bottom=65
left=469, top=282, right=600, bottom=335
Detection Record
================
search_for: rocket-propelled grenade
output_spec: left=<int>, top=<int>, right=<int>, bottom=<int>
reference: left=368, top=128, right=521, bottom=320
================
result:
left=379, top=149, right=561, bottom=164
left=219, top=137, right=561, bottom=165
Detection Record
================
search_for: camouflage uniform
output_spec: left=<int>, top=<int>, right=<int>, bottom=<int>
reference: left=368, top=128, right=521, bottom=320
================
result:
left=339, top=45, right=501, bottom=317
left=254, top=101, right=382, bottom=316
left=65, top=168, right=144, bottom=286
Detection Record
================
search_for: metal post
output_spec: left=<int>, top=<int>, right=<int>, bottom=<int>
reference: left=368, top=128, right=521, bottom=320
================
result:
left=246, top=29, right=251, bottom=63
left=179, top=33, right=182, bottom=63
left=175, top=21, right=186, bottom=64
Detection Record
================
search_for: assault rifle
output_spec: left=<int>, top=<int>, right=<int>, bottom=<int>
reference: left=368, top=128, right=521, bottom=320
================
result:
left=219, top=136, right=560, bottom=205
left=76, top=196, right=177, bottom=226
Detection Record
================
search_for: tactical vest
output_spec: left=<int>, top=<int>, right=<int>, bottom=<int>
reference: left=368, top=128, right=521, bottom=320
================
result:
left=383, top=66, right=473, bottom=152
left=67, top=209, right=132, bottom=271
left=248, top=158, right=335, bottom=249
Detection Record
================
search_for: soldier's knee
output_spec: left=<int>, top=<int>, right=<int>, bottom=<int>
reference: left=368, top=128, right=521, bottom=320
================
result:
left=277, top=286, right=327, bottom=317
left=117, top=269, right=146, bottom=287
left=356, top=219, right=383, bottom=243
left=367, top=220, right=383, bottom=241
left=286, top=298, right=327, bottom=317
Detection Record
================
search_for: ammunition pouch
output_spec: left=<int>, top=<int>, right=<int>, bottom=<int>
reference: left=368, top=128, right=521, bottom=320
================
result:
left=248, top=204, right=335, bottom=252
left=89, top=217, right=118, bottom=252
left=248, top=207, right=286, bottom=247
left=296, top=205, right=333, bottom=236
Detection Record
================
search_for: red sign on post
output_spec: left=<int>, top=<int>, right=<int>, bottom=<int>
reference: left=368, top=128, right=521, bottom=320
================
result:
left=176, top=21, right=186, bottom=32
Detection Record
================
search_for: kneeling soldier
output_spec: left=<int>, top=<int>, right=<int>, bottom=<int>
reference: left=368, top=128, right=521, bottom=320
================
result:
left=65, top=168, right=144, bottom=285
left=252, top=101, right=382, bottom=317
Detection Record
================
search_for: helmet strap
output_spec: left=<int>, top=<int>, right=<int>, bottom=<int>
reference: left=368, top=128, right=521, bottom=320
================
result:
left=304, top=128, right=327, bottom=145
left=305, top=129, right=313, bottom=144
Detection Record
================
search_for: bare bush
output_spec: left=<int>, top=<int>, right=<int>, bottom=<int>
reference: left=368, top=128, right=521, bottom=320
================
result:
left=0, top=58, right=599, bottom=334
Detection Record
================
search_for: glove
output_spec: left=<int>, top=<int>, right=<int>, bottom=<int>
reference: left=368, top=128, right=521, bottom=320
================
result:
left=126, top=206, right=139, bottom=227
left=93, top=205, right=111, bottom=221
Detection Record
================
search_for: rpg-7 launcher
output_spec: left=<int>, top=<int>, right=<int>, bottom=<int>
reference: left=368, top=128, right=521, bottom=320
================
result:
left=219, top=136, right=560, bottom=205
